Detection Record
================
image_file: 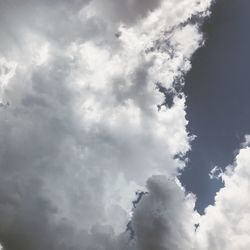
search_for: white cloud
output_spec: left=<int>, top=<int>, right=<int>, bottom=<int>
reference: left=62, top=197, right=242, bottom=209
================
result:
left=0, top=0, right=212, bottom=249
left=209, top=166, right=223, bottom=180
left=195, top=140, right=250, bottom=250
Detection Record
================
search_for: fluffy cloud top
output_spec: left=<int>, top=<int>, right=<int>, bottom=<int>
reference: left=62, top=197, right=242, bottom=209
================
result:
left=195, top=136, right=250, bottom=250
left=0, top=0, right=215, bottom=250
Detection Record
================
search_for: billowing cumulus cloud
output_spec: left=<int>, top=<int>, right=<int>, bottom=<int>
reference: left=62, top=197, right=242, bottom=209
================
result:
left=195, top=136, right=250, bottom=250
left=131, top=176, right=197, bottom=250
left=0, top=0, right=213, bottom=249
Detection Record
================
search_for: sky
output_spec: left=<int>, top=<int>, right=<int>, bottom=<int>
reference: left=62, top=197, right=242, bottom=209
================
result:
left=0, top=0, right=250, bottom=250
left=181, top=0, right=250, bottom=213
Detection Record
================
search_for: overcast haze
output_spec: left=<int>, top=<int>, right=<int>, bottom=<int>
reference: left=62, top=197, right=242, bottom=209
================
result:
left=0, top=0, right=250, bottom=250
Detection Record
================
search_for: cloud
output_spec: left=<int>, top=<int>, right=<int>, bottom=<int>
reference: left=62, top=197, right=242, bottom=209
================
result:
left=0, top=0, right=212, bottom=249
left=88, top=0, right=163, bottom=25
left=194, top=139, right=250, bottom=250
left=131, top=176, right=197, bottom=250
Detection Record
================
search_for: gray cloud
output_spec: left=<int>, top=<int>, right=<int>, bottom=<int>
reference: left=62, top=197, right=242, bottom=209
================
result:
left=0, top=0, right=212, bottom=249
left=89, top=0, right=163, bottom=25
left=131, top=176, right=197, bottom=250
